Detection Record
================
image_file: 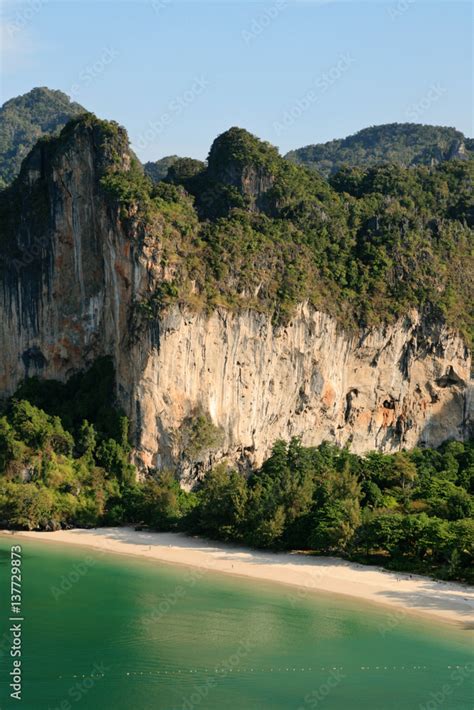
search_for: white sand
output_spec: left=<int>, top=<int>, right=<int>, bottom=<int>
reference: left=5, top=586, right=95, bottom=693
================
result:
left=6, top=527, right=474, bottom=627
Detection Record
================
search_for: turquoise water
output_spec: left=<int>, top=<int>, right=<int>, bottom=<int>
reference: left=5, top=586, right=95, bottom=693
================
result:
left=0, top=535, right=472, bottom=710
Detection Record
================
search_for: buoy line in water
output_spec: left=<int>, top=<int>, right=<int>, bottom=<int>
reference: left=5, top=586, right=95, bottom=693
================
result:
left=51, top=664, right=472, bottom=679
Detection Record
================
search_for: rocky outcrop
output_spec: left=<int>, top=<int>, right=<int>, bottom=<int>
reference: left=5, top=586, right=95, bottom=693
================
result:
left=446, top=139, right=469, bottom=162
left=206, top=126, right=276, bottom=212
left=0, top=119, right=472, bottom=482
left=125, top=305, right=471, bottom=483
left=0, top=118, right=137, bottom=396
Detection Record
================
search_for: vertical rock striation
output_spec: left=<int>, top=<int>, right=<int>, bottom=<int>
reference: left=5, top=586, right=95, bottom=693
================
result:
left=125, top=305, right=471, bottom=481
left=0, top=119, right=471, bottom=482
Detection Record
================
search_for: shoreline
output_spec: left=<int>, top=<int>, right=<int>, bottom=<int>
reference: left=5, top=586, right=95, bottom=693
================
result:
left=3, top=527, right=474, bottom=627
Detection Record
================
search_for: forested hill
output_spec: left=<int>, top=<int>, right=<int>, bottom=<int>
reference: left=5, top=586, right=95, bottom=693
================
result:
left=144, top=155, right=180, bottom=182
left=0, top=87, right=85, bottom=188
left=92, top=121, right=473, bottom=345
left=286, top=123, right=473, bottom=178
left=1, top=116, right=472, bottom=343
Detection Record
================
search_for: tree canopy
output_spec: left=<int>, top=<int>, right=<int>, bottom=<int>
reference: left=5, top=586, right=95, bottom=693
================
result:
left=0, top=87, right=85, bottom=188
left=1, top=363, right=472, bottom=583
left=286, top=123, right=473, bottom=177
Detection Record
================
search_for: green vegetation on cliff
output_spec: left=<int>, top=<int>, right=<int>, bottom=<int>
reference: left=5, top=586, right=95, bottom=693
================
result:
left=0, top=359, right=135, bottom=529
left=144, top=156, right=180, bottom=183
left=0, top=114, right=472, bottom=343
left=286, top=123, right=473, bottom=177
left=97, top=120, right=474, bottom=341
left=0, top=363, right=472, bottom=582
left=0, top=88, right=86, bottom=188
left=1, top=113, right=472, bottom=341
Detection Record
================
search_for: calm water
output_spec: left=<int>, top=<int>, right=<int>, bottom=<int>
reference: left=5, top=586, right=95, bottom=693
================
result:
left=0, top=536, right=472, bottom=710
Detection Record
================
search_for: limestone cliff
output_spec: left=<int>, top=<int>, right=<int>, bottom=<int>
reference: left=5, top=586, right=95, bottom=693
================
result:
left=0, top=118, right=472, bottom=482
left=126, top=305, right=471, bottom=483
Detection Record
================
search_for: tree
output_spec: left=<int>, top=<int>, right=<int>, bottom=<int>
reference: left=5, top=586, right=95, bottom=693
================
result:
left=138, top=472, right=194, bottom=530
left=166, top=158, right=205, bottom=184
left=96, top=438, right=135, bottom=485
left=197, top=465, right=247, bottom=540
left=392, top=452, right=417, bottom=495
left=358, top=512, right=404, bottom=557
left=178, top=413, right=224, bottom=461
left=0, top=417, right=23, bottom=471
left=10, top=400, right=73, bottom=455
left=77, top=420, right=97, bottom=459
left=308, top=463, right=361, bottom=552
left=0, top=483, right=56, bottom=530
left=450, top=519, right=474, bottom=563
left=250, top=505, right=286, bottom=548
left=446, top=488, right=473, bottom=520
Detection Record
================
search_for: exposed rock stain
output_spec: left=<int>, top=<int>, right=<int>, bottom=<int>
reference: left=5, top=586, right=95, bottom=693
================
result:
left=0, top=121, right=472, bottom=483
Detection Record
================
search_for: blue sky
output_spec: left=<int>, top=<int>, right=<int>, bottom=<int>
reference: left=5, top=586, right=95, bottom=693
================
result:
left=0, top=0, right=472, bottom=162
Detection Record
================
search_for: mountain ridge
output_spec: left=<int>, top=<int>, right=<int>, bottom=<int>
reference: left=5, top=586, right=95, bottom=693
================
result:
left=286, top=122, right=473, bottom=177
left=0, top=87, right=86, bottom=188
left=2, top=87, right=472, bottom=187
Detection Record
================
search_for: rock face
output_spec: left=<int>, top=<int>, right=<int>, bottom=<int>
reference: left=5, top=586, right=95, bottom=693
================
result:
left=206, top=126, right=276, bottom=212
left=0, top=120, right=472, bottom=482
left=127, top=305, right=471, bottom=482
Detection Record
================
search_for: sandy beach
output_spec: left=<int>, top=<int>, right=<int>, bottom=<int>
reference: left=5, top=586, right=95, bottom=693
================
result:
left=6, top=527, right=474, bottom=627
